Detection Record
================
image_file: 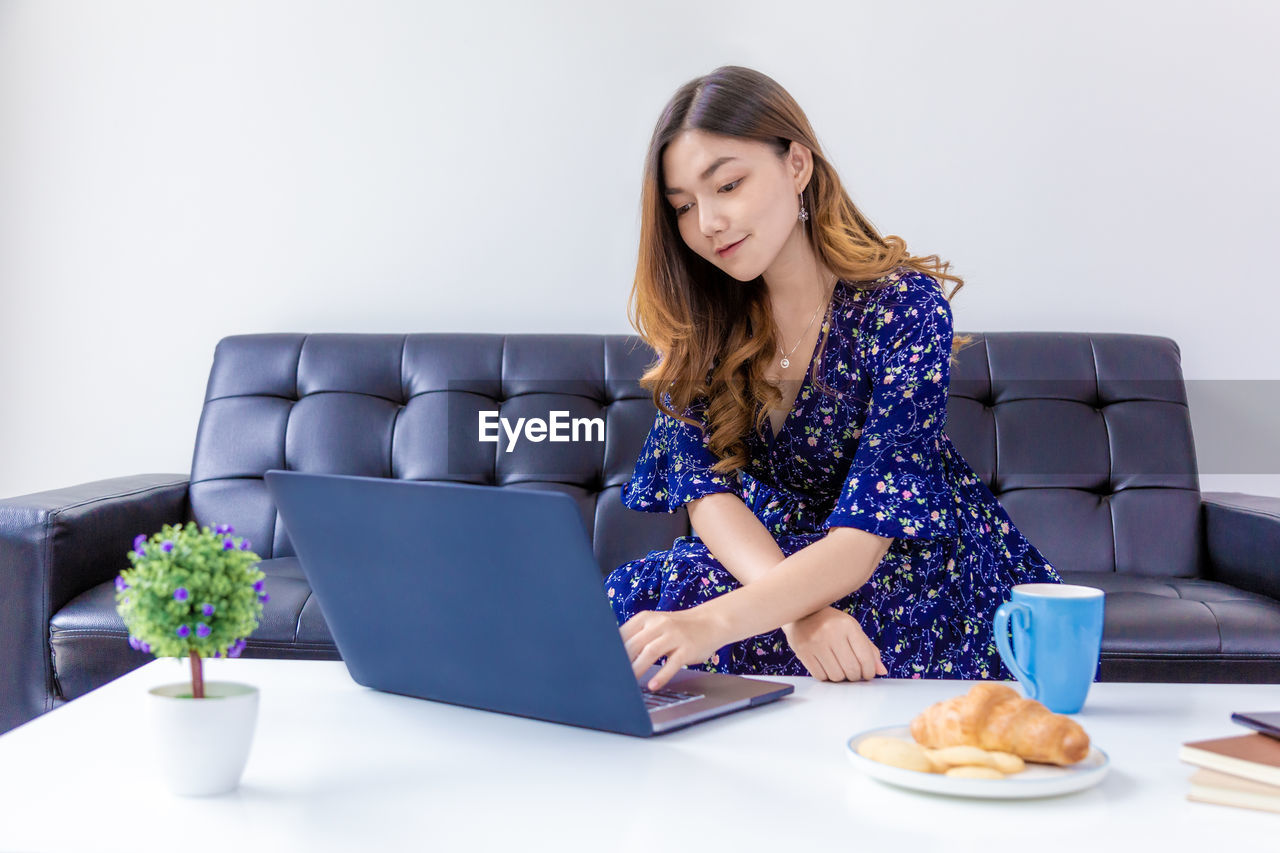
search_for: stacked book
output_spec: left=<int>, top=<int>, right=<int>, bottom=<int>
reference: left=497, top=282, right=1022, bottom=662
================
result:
left=1180, top=716, right=1280, bottom=814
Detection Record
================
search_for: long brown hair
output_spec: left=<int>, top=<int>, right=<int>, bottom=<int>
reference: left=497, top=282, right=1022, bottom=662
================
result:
left=627, top=65, right=976, bottom=476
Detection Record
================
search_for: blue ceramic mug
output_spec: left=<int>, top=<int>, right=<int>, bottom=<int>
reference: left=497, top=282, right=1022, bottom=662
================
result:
left=993, top=583, right=1104, bottom=714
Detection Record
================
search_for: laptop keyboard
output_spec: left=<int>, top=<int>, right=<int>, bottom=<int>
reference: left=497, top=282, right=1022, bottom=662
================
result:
left=642, top=686, right=705, bottom=712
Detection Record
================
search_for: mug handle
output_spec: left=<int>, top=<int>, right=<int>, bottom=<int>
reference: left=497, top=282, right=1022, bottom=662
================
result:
left=993, top=601, right=1038, bottom=700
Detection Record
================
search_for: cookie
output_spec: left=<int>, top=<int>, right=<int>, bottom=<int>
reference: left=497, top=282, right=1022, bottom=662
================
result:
left=857, top=736, right=935, bottom=773
left=926, top=745, right=999, bottom=769
left=988, top=751, right=1026, bottom=774
left=945, top=765, right=1005, bottom=779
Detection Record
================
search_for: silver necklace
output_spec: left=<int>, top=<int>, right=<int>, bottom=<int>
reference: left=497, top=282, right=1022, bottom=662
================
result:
left=776, top=275, right=835, bottom=369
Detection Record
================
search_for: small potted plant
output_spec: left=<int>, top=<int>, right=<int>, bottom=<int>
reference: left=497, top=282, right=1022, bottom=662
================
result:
left=115, top=521, right=268, bottom=796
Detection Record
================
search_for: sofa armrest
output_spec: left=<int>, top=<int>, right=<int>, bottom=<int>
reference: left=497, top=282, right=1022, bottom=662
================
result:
left=1202, top=491, right=1280, bottom=603
left=0, top=474, right=189, bottom=735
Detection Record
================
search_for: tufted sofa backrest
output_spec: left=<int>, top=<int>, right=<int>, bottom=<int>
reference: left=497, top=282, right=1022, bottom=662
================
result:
left=189, top=331, right=1204, bottom=580
left=945, top=333, right=1204, bottom=579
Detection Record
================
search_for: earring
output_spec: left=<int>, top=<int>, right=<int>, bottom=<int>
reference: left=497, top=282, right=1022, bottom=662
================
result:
left=798, top=193, right=809, bottom=222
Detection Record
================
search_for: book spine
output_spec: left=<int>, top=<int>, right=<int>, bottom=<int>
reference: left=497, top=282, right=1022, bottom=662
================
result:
left=1188, top=787, right=1280, bottom=815
left=1178, top=746, right=1280, bottom=788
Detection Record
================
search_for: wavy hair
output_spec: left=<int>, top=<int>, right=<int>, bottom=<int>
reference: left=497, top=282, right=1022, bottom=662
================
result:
left=626, top=65, right=976, bottom=476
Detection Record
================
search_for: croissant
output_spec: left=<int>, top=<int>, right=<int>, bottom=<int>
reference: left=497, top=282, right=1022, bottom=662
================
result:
left=909, top=683, right=1090, bottom=766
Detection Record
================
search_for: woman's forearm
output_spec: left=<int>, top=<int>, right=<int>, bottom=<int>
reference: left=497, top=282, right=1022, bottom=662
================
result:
left=686, top=492, right=785, bottom=587
left=697, top=526, right=893, bottom=645
left=686, top=493, right=877, bottom=632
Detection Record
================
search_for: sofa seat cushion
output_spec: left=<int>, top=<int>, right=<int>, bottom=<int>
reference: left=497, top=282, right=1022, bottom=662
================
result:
left=1058, top=571, right=1280, bottom=682
left=49, top=557, right=338, bottom=701
left=1058, top=571, right=1280, bottom=655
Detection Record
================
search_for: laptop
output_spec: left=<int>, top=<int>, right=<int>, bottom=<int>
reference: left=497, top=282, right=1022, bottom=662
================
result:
left=262, top=470, right=794, bottom=736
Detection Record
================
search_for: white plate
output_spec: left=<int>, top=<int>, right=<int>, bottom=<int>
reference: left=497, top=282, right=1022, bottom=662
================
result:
left=846, top=724, right=1109, bottom=799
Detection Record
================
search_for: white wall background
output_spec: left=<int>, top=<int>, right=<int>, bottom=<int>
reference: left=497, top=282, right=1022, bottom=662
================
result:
left=2, top=0, right=1278, bottom=500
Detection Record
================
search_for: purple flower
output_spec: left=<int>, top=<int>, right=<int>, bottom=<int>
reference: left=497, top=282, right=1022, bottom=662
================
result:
left=202, top=603, right=215, bottom=617
left=133, top=533, right=147, bottom=553
left=259, top=593, right=270, bottom=604
left=173, top=588, right=189, bottom=601
left=128, top=636, right=141, bottom=650
left=115, top=576, right=128, bottom=592
left=140, top=642, right=151, bottom=654
left=176, top=624, right=191, bottom=638
left=228, top=639, right=246, bottom=658
left=213, top=650, right=221, bottom=658
left=223, top=540, right=235, bottom=550
left=240, top=540, right=252, bottom=550
left=161, top=540, right=174, bottom=553
left=196, top=623, right=211, bottom=638
left=253, top=580, right=264, bottom=592
left=215, top=524, right=235, bottom=535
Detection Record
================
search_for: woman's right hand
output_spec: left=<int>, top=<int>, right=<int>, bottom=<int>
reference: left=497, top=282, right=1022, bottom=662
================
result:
left=781, top=606, right=887, bottom=681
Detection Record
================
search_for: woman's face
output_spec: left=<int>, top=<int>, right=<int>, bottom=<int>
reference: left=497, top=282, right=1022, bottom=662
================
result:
left=661, top=129, right=809, bottom=282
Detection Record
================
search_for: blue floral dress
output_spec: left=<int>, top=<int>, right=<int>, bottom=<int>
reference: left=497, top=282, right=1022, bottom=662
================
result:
left=607, top=267, right=1065, bottom=680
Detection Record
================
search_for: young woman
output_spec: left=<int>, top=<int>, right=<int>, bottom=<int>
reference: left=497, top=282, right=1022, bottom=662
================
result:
left=606, top=65, right=1064, bottom=692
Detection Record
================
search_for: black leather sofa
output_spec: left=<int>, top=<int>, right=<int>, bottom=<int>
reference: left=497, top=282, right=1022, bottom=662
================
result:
left=3, top=331, right=1278, bottom=735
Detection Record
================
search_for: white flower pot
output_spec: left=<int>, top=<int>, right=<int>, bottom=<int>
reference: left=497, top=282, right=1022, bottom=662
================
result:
left=146, top=681, right=260, bottom=796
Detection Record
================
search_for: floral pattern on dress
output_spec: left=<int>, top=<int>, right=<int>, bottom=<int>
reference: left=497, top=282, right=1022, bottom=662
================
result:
left=621, top=393, right=741, bottom=513
left=610, top=266, right=1078, bottom=682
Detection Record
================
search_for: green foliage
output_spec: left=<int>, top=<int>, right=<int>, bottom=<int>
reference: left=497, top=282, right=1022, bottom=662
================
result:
left=115, top=522, right=265, bottom=661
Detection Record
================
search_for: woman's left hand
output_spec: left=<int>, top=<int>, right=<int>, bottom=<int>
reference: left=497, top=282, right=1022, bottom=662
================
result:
left=620, top=607, right=724, bottom=692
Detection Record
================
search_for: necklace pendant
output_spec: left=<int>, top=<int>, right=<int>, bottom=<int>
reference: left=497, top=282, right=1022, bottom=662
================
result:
left=779, top=357, right=790, bottom=368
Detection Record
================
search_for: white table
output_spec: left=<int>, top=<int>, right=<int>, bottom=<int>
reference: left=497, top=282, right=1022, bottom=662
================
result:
left=1, top=658, right=1277, bottom=852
